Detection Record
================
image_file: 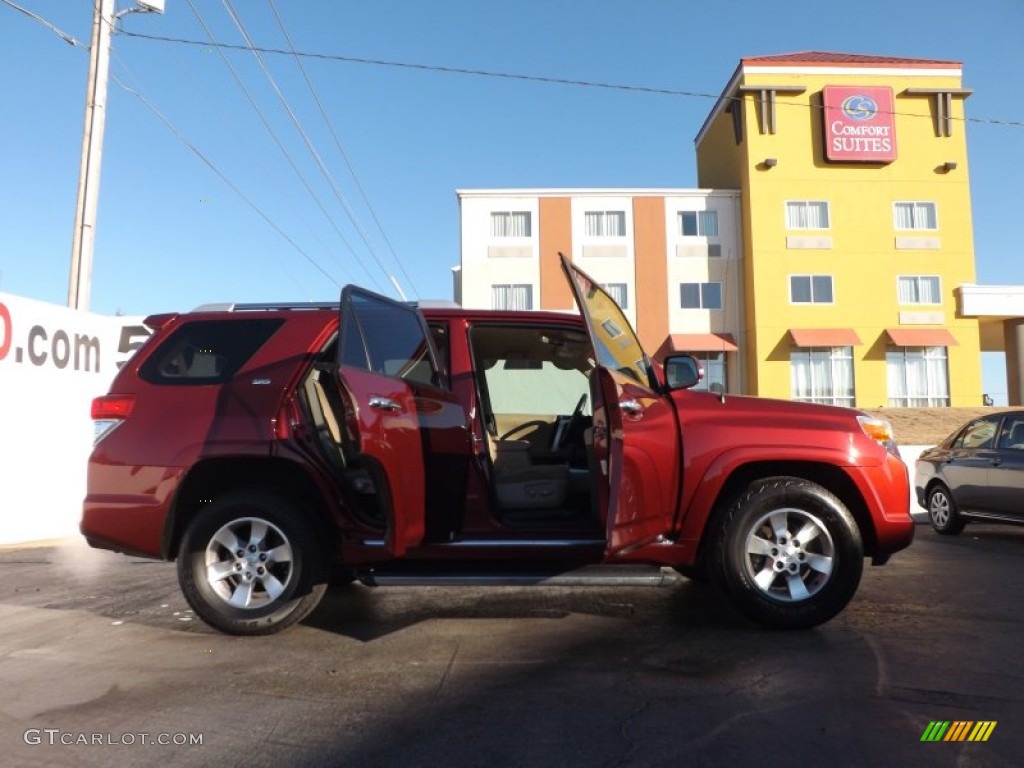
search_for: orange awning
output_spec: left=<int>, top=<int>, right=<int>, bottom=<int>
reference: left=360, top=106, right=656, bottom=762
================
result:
left=885, top=328, right=959, bottom=347
left=789, top=328, right=862, bottom=347
left=664, top=333, right=738, bottom=352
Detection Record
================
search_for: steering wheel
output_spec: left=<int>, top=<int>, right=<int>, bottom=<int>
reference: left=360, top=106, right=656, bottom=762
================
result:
left=552, top=394, right=588, bottom=453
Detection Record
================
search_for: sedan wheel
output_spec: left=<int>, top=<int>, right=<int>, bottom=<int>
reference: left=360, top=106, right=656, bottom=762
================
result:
left=927, top=485, right=966, bottom=536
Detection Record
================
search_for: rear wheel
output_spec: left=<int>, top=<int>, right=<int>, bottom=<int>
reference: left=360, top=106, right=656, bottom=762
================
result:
left=177, top=490, right=328, bottom=636
left=927, top=484, right=966, bottom=535
left=709, top=477, right=863, bottom=629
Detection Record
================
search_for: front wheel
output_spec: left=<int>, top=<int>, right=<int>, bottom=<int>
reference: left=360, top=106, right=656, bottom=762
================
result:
left=927, top=484, right=965, bottom=535
left=177, top=490, right=328, bottom=636
left=709, top=477, right=864, bottom=629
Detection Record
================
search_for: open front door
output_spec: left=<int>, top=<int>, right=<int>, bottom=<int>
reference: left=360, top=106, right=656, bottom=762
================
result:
left=336, top=286, right=439, bottom=556
left=560, top=254, right=681, bottom=554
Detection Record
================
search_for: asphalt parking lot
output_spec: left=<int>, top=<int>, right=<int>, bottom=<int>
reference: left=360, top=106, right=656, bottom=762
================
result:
left=2, top=523, right=1023, bottom=768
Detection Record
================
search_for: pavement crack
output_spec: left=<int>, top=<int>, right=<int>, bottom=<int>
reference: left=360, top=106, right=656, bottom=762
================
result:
left=434, top=642, right=460, bottom=700
left=608, top=698, right=651, bottom=768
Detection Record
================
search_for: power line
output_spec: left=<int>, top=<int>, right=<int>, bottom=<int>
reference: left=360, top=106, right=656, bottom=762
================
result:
left=219, top=0, right=401, bottom=296
left=117, top=28, right=1024, bottom=130
left=110, top=70, right=341, bottom=289
left=267, top=0, right=420, bottom=299
left=1, top=0, right=86, bottom=48
left=182, top=0, right=382, bottom=290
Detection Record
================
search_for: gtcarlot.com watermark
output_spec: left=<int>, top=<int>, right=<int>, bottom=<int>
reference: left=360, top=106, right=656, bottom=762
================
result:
left=24, top=729, right=203, bottom=747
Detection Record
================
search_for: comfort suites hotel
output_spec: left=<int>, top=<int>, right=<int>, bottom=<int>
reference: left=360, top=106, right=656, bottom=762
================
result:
left=455, top=52, right=1024, bottom=408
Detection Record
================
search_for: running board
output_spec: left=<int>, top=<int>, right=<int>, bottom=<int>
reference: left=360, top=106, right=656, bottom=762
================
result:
left=356, top=565, right=684, bottom=588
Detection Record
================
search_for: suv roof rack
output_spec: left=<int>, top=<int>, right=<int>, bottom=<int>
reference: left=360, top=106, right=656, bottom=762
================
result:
left=191, top=299, right=462, bottom=312
left=191, top=301, right=340, bottom=312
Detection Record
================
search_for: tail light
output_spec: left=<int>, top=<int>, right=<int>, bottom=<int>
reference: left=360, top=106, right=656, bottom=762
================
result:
left=92, top=394, right=136, bottom=444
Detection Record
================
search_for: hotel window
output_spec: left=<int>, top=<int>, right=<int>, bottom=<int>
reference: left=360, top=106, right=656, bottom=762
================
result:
left=893, top=202, right=937, bottom=231
left=602, top=282, right=629, bottom=309
left=692, top=352, right=727, bottom=393
left=680, top=282, right=723, bottom=310
left=785, top=201, right=830, bottom=230
left=585, top=210, right=626, bottom=237
left=490, top=211, right=531, bottom=238
left=886, top=346, right=950, bottom=407
left=791, top=347, right=854, bottom=407
left=679, top=211, right=719, bottom=238
left=898, top=276, right=941, bottom=305
left=491, top=284, right=533, bottom=310
left=790, top=275, right=834, bottom=304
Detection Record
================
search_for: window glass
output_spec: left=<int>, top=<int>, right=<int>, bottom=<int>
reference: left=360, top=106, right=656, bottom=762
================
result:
left=470, top=326, right=592, bottom=417
left=702, top=282, right=723, bottom=310
left=692, top=351, right=727, bottom=393
left=340, top=291, right=437, bottom=387
left=898, top=276, right=941, bottom=304
left=954, top=419, right=997, bottom=449
left=791, top=275, right=833, bottom=304
left=786, top=201, right=830, bottom=229
left=886, top=346, right=949, bottom=407
left=791, top=346, right=854, bottom=406
left=812, top=275, right=833, bottom=303
left=139, top=318, right=284, bottom=386
left=680, top=283, right=702, bottom=309
left=680, top=282, right=722, bottom=309
left=894, top=202, right=937, bottom=231
left=679, top=210, right=719, bottom=237
left=490, top=211, right=531, bottom=237
left=998, top=416, right=1024, bottom=450
left=491, top=284, right=533, bottom=310
left=585, top=211, right=626, bottom=237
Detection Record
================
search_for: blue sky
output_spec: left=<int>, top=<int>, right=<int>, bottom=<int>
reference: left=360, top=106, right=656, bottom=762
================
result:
left=2, top=1, right=1022, bottom=395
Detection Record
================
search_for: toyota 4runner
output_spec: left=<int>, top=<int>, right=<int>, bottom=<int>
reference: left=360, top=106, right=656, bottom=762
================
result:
left=81, top=256, right=914, bottom=635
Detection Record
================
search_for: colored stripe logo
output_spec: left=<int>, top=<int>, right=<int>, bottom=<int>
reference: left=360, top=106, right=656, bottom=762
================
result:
left=921, top=721, right=997, bottom=742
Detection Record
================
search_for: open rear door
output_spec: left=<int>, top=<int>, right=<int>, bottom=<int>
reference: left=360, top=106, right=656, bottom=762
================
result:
left=559, top=254, right=681, bottom=554
left=336, top=286, right=439, bottom=556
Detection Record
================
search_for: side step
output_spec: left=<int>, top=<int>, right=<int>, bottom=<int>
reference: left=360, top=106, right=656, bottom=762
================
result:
left=356, top=565, right=684, bottom=588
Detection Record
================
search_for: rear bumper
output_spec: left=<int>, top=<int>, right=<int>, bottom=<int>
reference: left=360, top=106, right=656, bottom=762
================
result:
left=80, top=499, right=168, bottom=559
left=80, top=464, right=184, bottom=559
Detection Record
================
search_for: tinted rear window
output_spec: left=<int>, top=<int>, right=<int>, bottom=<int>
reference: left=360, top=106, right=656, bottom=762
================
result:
left=139, top=318, right=284, bottom=385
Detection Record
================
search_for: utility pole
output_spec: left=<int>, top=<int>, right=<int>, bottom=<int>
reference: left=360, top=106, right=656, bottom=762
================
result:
left=67, top=0, right=115, bottom=310
left=67, top=0, right=164, bottom=310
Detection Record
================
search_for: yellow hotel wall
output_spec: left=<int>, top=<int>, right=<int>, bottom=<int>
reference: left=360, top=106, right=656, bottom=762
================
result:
left=698, top=69, right=981, bottom=407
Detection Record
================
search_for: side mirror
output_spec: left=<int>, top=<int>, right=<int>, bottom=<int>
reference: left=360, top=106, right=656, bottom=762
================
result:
left=664, top=354, right=703, bottom=389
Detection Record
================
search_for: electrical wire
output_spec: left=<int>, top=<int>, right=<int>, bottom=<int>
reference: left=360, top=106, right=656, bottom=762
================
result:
left=1, top=0, right=87, bottom=48
left=221, top=0, right=410, bottom=298
left=110, top=70, right=341, bottom=289
left=115, top=27, right=1024, bottom=131
left=268, top=0, right=419, bottom=298
left=181, top=0, right=382, bottom=291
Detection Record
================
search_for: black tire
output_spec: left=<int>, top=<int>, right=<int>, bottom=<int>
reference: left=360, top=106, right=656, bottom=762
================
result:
left=927, top=484, right=966, bottom=536
left=708, top=477, right=864, bottom=630
left=177, top=489, right=328, bottom=636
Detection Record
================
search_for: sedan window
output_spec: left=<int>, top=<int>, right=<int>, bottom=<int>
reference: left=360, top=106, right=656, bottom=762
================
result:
left=998, top=417, right=1024, bottom=450
left=953, top=419, right=997, bottom=450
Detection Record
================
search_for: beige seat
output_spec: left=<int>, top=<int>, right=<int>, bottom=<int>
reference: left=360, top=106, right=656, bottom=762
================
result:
left=489, top=438, right=569, bottom=510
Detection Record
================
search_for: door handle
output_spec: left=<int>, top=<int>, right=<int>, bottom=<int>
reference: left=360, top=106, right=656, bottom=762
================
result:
left=620, top=399, right=643, bottom=417
left=990, top=458, right=1002, bottom=467
left=368, top=396, right=401, bottom=412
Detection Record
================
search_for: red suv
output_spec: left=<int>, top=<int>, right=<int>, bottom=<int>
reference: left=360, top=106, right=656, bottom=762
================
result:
left=81, top=257, right=914, bottom=635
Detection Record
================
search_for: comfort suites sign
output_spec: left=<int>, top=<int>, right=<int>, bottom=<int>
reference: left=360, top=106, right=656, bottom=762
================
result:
left=822, top=85, right=897, bottom=163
